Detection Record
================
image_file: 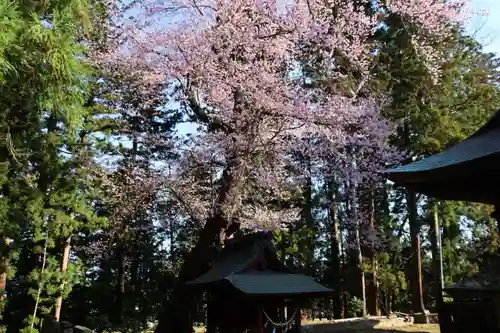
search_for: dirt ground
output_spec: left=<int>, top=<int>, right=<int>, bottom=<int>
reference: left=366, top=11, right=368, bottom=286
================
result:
left=193, top=323, right=440, bottom=333
left=375, top=324, right=440, bottom=333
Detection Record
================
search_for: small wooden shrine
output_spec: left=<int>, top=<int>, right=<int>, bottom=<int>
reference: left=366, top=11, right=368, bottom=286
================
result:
left=186, top=232, right=333, bottom=333
left=387, top=109, right=500, bottom=333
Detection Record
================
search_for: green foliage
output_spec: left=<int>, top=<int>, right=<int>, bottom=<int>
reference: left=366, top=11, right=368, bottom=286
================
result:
left=346, top=294, right=365, bottom=318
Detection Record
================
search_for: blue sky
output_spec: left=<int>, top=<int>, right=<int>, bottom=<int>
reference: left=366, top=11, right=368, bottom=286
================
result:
left=467, top=0, right=500, bottom=55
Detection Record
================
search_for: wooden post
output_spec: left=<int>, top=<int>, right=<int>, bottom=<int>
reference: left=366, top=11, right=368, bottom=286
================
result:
left=295, top=302, right=302, bottom=333
left=278, top=304, right=284, bottom=333
left=206, top=299, right=215, bottom=333
left=256, top=307, right=263, bottom=333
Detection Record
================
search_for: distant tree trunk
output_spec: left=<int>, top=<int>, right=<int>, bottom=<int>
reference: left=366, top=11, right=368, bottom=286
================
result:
left=367, top=193, right=380, bottom=316
left=0, top=236, right=8, bottom=302
left=302, top=162, right=314, bottom=276
left=54, top=236, right=72, bottom=321
left=430, top=201, right=443, bottom=309
left=111, top=246, right=126, bottom=325
left=131, top=256, right=140, bottom=312
left=408, top=189, right=426, bottom=313
left=0, top=261, right=5, bottom=300
left=339, top=208, right=347, bottom=317
left=328, top=186, right=344, bottom=319
left=355, top=223, right=367, bottom=317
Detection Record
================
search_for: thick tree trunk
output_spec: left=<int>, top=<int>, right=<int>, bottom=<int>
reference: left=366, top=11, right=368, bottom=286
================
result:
left=408, top=190, right=426, bottom=314
left=54, top=236, right=71, bottom=321
left=154, top=214, right=226, bottom=333
left=155, top=158, right=245, bottom=333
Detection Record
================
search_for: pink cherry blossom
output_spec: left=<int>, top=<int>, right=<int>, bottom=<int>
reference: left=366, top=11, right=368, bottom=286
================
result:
left=91, top=0, right=470, bottom=231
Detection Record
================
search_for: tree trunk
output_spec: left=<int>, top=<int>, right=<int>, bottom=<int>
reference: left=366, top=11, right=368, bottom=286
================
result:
left=328, top=183, right=344, bottom=319
left=54, top=236, right=71, bottom=321
left=0, top=237, right=8, bottom=302
left=339, top=210, right=347, bottom=319
left=408, top=189, right=426, bottom=314
left=0, top=261, right=5, bottom=300
left=367, top=194, right=380, bottom=316
left=355, top=223, right=367, bottom=317
left=351, top=184, right=366, bottom=317
left=155, top=158, right=245, bottom=333
left=300, top=161, right=314, bottom=275
left=111, top=247, right=126, bottom=325
left=430, top=202, right=443, bottom=309
left=154, top=214, right=227, bottom=333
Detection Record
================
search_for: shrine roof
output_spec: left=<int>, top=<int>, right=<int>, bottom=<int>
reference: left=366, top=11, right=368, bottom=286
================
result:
left=386, top=109, right=500, bottom=203
left=446, top=253, right=500, bottom=296
left=389, top=128, right=500, bottom=175
left=186, top=232, right=332, bottom=297
left=225, top=270, right=332, bottom=296
left=187, top=232, right=283, bottom=285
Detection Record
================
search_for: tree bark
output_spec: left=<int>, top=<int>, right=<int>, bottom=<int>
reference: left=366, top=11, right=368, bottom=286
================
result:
left=329, top=190, right=344, bottom=319
left=367, top=194, right=380, bottom=316
left=154, top=214, right=226, bottom=333
left=54, top=236, right=72, bottom=321
left=0, top=236, right=8, bottom=303
left=155, top=160, right=245, bottom=333
left=355, top=223, right=367, bottom=317
left=430, top=202, right=443, bottom=309
left=408, top=189, right=426, bottom=314
left=303, top=168, right=314, bottom=276
left=111, top=246, right=126, bottom=325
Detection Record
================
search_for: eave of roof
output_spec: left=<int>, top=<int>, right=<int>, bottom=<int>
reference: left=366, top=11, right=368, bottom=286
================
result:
left=224, top=271, right=333, bottom=296
left=385, top=109, right=500, bottom=203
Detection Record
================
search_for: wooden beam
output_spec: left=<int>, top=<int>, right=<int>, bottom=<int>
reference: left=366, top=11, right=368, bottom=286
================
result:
left=295, top=302, right=302, bottom=333
left=256, top=308, right=263, bottom=333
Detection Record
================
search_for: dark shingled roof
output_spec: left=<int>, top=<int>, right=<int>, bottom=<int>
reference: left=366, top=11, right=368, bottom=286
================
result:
left=187, top=232, right=332, bottom=296
left=386, top=109, right=500, bottom=203
left=226, top=271, right=332, bottom=296
left=187, top=232, right=283, bottom=285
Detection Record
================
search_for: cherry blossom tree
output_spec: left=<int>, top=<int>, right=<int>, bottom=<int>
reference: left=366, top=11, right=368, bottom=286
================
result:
left=90, top=0, right=470, bottom=331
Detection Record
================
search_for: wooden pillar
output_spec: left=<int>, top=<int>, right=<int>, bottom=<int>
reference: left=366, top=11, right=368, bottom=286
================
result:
left=278, top=304, right=284, bottom=333
left=295, top=302, right=302, bottom=333
left=206, top=299, right=216, bottom=333
left=256, top=306, right=263, bottom=333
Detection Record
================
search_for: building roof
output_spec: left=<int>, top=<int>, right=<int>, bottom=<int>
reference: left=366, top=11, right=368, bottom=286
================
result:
left=225, top=271, right=332, bottom=296
left=446, top=253, right=500, bottom=296
left=386, top=109, right=500, bottom=203
left=187, top=232, right=285, bottom=285
left=187, top=232, right=332, bottom=297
